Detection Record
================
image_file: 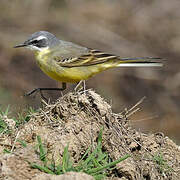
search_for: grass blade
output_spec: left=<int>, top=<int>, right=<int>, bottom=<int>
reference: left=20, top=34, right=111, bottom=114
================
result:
left=37, top=136, right=47, bottom=164
left=62, top=144, right=73, bottom=173
left=86, top=154, right=130, bottom=174
left=31, top=163, right=55, bottom=174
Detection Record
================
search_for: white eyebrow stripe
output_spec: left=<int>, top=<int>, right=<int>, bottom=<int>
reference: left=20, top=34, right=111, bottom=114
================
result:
left=35, top=35, right=47, bottom=41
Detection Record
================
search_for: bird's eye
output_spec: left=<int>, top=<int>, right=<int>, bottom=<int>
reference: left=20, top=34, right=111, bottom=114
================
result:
left=31, top=40, right=39, bottom=44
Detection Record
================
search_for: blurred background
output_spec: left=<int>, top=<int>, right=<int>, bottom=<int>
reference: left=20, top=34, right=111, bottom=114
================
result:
left=0, top=0, right=179, bottom=143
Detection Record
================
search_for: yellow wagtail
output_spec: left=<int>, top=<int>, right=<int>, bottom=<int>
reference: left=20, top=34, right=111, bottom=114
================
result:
left=14, top=31, right=163, bottom=96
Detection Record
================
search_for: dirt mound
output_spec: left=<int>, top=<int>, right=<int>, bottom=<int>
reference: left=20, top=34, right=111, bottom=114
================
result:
left=0, top=90, right=179, bottom=180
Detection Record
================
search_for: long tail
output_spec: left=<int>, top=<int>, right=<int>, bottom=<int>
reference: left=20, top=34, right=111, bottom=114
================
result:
left=117, top=57, right=163, bottom=67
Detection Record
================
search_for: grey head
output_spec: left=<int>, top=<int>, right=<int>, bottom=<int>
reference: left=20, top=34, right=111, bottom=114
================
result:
left=14, top=31, right=60, bottom=51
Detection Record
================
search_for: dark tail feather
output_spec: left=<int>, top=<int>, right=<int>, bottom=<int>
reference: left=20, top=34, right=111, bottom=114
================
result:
left=117, top=57, right=163, bottom=67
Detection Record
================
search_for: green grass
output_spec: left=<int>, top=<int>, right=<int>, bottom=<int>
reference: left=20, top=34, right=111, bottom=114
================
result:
left=3, top=148, right=11, bottom=153
left=0, top=106, right=36, bottom=134
left=17, top=139, right=27, bottom=147
left=16, top=107, right=37, bottom=125
left=0, top=106, right=35, bottom=153
left=31, top=129, right=130, bottom=180
left=0, top=105, right=11, bottom=134
left=153, top=152, right=174, bottom=174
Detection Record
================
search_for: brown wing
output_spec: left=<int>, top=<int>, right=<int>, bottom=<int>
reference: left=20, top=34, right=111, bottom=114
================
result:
left=56, top=49, right=118, bottom=67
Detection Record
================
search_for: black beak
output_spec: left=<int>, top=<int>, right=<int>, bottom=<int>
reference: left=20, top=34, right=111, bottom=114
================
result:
left=14, top=43, right=27, bottom=48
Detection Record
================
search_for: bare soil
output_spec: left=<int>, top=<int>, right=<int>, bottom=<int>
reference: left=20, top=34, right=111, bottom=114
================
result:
left=0, top=89, right=179, bottom=180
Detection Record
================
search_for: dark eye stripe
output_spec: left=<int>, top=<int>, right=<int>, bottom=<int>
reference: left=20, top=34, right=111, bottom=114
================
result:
left=31, top=40, right=38, bottom=44
left=30, top=39, right=47, bottom=47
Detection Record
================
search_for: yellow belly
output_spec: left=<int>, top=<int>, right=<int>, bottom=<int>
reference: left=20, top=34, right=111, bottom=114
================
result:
left=43, top=66, right=98, bottom=83
left=40, top=65, right=99, bottom=83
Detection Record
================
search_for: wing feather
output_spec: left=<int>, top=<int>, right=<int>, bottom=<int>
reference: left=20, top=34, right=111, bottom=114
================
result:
left=55, top=49, right=117, bottom=67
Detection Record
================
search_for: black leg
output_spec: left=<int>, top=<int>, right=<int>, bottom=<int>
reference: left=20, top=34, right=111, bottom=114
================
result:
left=24, top=82, right=67, bottom=97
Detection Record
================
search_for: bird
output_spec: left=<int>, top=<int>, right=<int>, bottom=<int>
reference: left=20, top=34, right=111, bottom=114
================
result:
left=14, top=31, right=163, bottom=97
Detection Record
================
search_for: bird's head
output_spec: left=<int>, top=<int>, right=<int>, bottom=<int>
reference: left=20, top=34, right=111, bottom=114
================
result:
left=14, top=31, right=60, bottom=51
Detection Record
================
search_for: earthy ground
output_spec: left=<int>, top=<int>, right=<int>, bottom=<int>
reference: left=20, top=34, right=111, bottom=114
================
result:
left=0, top=89, right=179, bottom=180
